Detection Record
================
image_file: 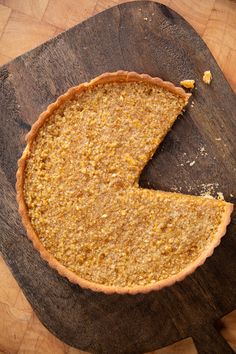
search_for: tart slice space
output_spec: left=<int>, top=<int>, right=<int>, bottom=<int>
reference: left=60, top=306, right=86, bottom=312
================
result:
left=16, top=71, right=233, bottom=294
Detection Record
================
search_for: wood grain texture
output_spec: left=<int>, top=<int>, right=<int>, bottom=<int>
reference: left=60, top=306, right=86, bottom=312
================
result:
left=42, top=0, right=97, bottom=29
left=0, top=0, right=235, bottom=93
left=0, top=0, right=48, bottom=20
left=0, top=1, right=236, bottom=353
left=0, top=3, right=11, bottom=33
left=0, top=53, right=11, bottom=65
left=0, top=10, right=57, bottom=58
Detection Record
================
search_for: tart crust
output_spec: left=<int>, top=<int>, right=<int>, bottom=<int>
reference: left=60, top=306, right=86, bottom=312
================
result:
left=16, top=71, right=233, bottom=294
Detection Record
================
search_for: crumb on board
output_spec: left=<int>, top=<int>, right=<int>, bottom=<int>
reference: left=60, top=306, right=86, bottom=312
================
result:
left=170, top=186, right=182, bottom=192
left=180, top=80, right=195, bottom=89
left=181, top=145, right=208, bottom=167
left=230, top=193, right=234, bottom=198
left=198, top=146, right=208, bottom=156
left=215, top=138, right=221, bottom=141
left=217, top=192, right=225, bottom=201
left=200, top=183, right=219, bottom=197
left=203, top=70, right=212, bottom=84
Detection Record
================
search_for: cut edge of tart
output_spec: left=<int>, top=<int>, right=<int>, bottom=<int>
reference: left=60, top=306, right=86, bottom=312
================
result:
left=16, top=71, right=233, bottom=294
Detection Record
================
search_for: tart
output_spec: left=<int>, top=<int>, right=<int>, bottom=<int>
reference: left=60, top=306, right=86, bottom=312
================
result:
left=16, top=71, right=233, bottom=294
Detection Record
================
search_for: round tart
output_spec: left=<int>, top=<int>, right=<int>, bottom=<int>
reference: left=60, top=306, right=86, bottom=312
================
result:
left=16, top=71, right=233, bottom=294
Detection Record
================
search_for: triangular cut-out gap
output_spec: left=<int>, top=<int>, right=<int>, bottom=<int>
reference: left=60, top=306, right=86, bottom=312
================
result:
left=139, top=117, right=233, bottom=199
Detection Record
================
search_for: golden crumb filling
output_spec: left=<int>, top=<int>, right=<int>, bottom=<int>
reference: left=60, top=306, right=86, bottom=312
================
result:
left=24, top=82, right=228, bottom=287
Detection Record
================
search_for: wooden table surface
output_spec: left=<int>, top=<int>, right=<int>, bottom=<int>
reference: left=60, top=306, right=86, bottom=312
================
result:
left=0, top=1, right=235, bottom=353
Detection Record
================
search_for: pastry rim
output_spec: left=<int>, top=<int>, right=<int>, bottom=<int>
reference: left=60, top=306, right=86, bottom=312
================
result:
left=16, top=70, right=233, bottom=294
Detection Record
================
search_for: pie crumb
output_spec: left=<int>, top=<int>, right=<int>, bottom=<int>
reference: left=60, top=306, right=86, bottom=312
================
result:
left=203, top=70, right=212, bottom=84
left=180, top=80, right=195, bottom=89
left=217, top=192, right=224, bottom=201
left=199, top=146, right=208, bottom=156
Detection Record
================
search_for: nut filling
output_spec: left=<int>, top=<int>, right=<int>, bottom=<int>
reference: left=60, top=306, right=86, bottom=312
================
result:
left=24, top=81, right=230, bottom=288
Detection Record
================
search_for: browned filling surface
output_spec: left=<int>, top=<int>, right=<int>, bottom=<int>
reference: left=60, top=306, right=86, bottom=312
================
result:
left=24, top=82, right=228, bottom=287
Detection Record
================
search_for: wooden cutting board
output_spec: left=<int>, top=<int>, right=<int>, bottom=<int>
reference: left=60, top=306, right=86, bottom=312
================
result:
left=0, top=1, right=236, bottom=353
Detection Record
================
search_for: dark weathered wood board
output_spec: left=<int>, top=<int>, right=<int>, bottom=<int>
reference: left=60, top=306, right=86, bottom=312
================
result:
left=0, top=1, right=236, bottom=353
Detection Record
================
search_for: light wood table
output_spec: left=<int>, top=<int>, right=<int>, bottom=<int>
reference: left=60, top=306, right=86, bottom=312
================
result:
left=0, top=1, right=235, bottom=353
